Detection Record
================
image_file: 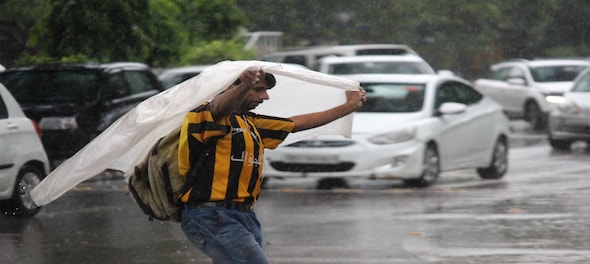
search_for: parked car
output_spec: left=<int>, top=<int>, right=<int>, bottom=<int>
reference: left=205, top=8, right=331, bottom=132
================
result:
left=474, top=59, right=590, bottom=130
left=264, top=74, right=510, bottom=188
left=314, top=55, right=436, bottom=75
left=0, top=83, right=50, bottom=216
left=261, top=44, right=420, bottom=69
left=547, top=68, right=590, bottom=150
left=0, top=62, right=164, bottom=167
left=158, top=65, right=212, bottom=89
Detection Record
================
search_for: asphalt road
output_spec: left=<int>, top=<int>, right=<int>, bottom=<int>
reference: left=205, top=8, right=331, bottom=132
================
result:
left=2, top=121, right=590, bottom=264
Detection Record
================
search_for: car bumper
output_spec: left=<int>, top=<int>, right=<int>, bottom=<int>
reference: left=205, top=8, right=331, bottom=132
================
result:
left=263, top=140, right=425, bottom=180
left=548, top=114, right=590, bottom=141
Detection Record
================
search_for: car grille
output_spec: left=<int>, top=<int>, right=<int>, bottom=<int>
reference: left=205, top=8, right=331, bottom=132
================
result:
left=562, top=124, right=590, bottom=134
left=286, top=140, right=354, bottom=148
left=269, top=162, right=355, bottom=172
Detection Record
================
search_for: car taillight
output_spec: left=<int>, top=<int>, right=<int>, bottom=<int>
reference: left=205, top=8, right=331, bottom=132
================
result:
left=31, top=120, right=43, bottom=139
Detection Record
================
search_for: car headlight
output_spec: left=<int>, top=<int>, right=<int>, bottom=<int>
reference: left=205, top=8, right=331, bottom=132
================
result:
left=39, top=117, right=79, bottom=130
left=368, top=126, right=416, bottom=144
left=545, top=95, right=566, bottom=104
left=555, top=99, right=581, bottom=115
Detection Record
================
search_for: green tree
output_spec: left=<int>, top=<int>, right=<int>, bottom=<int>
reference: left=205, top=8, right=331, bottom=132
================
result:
left=18, top=0, right=249, bottom=67
left=0, top=0, right=48, bottom=67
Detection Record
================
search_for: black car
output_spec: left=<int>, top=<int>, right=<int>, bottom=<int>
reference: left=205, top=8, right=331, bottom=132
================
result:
left=0, top=62, right=164, bottom=167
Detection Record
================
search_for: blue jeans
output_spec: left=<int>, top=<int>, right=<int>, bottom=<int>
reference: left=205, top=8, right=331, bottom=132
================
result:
left=181, top=206, right=269, bottom=264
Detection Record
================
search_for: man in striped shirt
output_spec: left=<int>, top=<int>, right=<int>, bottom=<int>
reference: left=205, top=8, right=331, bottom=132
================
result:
left=179, top=69, right=365, bottom=263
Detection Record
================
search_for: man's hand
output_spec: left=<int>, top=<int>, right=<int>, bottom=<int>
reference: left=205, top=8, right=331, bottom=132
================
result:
left=234, top=69, right=264, bottom=86
left=345, top=87, right=367, bottom=110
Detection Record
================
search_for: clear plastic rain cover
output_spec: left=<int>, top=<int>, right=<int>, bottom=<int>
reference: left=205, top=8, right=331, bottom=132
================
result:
left=30, top=60, right=359, bottom=206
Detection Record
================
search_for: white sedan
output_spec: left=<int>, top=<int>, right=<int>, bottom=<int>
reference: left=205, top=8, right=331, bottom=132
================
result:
left=263, top=74, right=510, bottom=188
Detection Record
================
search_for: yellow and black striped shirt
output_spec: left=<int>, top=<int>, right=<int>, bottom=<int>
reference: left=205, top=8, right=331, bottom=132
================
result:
left=178, top=102, right=294, bottom=204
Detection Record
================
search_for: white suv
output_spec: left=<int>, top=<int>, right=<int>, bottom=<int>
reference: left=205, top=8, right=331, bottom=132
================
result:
left=0, top=83, right=50, bottom=217
left=474, top=59, right=590, bottom=130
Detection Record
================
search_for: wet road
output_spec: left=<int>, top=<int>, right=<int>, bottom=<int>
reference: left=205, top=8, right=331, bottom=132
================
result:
left=2, top=125, right=590, bottom=263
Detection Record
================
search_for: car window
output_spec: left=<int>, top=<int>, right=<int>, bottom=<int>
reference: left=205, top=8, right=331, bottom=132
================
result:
left=283, top=55, right=307, bottom=66
left=507, top=66, right=525, bottom=79
left=529, top=65, right=587, bottom=82
left=358, top=82, right=425, bottom=113
left=436, top=81, right=482, bottom=108
left=159, top=72, right=199, bottom=89
left=0, top=93, right=7, bottom=119
left=485, top=67, right=507, bottom=80
left=572, top=73, right=590, bottom=92
left=125, top=71, right=157, bottom=95
left=105, top=72, right=130, bottom=99
left=0, top=70, right=98, bottom=103
left=355, top=49, right=409, bottom=55
left=329, top=61, right=431, bottom=74
left=453, top=82, right=483, bottom=105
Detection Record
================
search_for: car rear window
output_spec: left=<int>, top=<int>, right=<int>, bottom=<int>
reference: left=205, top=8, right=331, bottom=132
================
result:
left=359, top=83, right=425, bottom=113
left=329, top=62, right=432, bottom=74
left=529, top=65, right=588, bottom=82
left=355, top=49, right=409, bottom=55
left=0, top=70, right=98, bottom=103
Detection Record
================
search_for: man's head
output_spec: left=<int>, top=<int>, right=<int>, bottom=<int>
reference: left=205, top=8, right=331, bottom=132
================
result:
left=238, top=72, right=276, bottom=112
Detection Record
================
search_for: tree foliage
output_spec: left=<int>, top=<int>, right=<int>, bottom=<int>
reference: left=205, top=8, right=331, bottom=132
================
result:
left=238, top=0, right=590, bottom=79
left=2, top=0, right=250, bottom=67
left=3, top=0, right=590, bottom=78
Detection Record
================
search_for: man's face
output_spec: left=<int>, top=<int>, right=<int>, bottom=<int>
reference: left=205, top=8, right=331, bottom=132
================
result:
left=239, top=79, right=270, bottom=111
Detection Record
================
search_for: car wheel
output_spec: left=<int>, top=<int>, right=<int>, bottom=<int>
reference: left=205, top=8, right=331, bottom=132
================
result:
left=549, top=138, right=573, bottom=150
left=1, top=165, right=44, bottom=217
left=404, top=144, right=439, bottom=188
left=317, top=178, right=349, bottom=190
left=525, top=101, right=546, bottom=130
left=477, top=137, right=508, bottom=179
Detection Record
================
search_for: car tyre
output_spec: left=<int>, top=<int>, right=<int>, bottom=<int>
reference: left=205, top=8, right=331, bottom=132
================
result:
left=404, top=144, right=439, bottom=188
left=549, top=138, right=573, bottom=150
left=477, top=137, right=508, bottom=179
left=1, top=165, right=44, bottom=217
left=525, top=101, right=546, bottom=130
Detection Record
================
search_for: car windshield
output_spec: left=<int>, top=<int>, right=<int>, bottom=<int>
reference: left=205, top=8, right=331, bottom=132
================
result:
left=358, top=82, right=425, bottom=113
left=529, top=65, right=588, bottom=82
left=328, top=61, right=432, bottom=74
left=0, top=70, right=98, bottom=103
left=571, top=74, right=590, bottom=92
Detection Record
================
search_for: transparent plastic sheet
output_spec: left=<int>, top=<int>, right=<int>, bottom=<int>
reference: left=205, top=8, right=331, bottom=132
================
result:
left=30, top=60, right=360, bottom=206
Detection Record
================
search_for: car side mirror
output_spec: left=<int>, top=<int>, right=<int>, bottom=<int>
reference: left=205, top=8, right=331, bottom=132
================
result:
left=506, top=77, right=526, bottom=85
left=435, top=102, right=467, bottom=116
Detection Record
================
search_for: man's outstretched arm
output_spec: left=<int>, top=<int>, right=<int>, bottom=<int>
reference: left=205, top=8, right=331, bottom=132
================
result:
left=290, top=88, right=366, bottom=132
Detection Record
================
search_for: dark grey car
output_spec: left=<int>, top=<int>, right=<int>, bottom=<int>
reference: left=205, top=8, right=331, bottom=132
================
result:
left=0, top=62, right=164, bottom=167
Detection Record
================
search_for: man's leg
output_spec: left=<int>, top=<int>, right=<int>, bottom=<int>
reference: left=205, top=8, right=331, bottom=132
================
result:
left=181, top=207, right=269, bottom=264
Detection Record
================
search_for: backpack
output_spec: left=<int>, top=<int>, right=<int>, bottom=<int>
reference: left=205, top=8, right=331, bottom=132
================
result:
left=127, top=126, right=207, bottom=222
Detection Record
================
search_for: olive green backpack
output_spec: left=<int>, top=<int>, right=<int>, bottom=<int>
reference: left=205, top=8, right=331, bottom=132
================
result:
left=127, top=127, right=208, bottom=222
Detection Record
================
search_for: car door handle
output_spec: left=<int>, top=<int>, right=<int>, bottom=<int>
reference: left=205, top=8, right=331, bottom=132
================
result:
left=6, top=123, right=19, bottom=129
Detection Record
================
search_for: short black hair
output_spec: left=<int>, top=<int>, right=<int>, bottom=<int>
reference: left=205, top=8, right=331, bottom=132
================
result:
left=265, top=73, right=276, bottom=89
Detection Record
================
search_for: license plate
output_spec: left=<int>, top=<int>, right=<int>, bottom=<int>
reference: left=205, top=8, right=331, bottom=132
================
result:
left=284, top=154, right=339, bottom=164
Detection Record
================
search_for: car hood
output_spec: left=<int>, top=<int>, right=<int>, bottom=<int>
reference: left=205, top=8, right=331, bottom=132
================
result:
left=352, top=112, right=424, bottom=134
left=536, top=82, right=574, bottom=95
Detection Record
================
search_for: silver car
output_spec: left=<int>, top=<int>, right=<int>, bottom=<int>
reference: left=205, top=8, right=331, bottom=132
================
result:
left=547, top=68, right=590, bottom=150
